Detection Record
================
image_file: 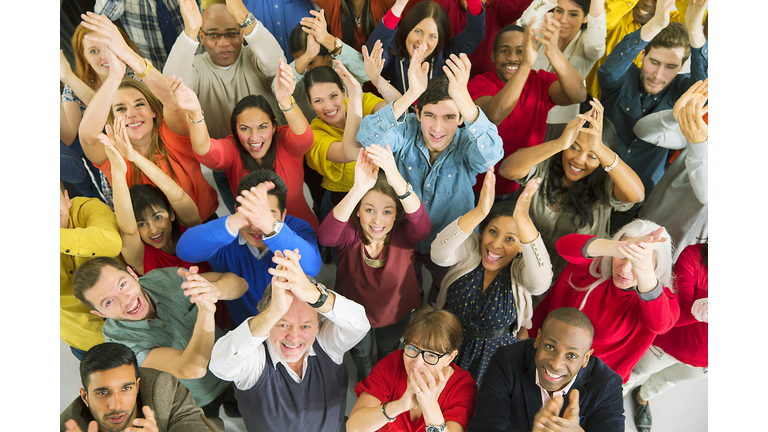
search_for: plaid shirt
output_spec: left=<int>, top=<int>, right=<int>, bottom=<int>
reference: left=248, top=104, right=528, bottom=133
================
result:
left=95, top=0, right=201, bottom=70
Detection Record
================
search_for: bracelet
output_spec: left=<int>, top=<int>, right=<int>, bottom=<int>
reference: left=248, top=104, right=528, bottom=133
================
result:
left=603, top=152, right=619, bottom=172
left=279, top=96, right=296, bottom=112
left=136, top=58, right=154, bottom=78
left=381, top=402, right=396, bottom=423
left=187, top=109, right=205, bottom=124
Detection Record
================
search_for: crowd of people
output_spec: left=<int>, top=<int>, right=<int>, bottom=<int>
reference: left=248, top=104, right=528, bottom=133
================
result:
left=60, top=0, right=708, bottom=431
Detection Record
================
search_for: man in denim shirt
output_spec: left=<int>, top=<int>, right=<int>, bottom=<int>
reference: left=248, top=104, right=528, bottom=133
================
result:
left=598, top=0, right=707, bottom=231
left=356, top=50, right=504, bottom=302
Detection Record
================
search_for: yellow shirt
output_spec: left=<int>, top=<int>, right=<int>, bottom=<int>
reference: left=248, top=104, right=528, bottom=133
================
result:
left=306, top=92, right=385, bottom=192
left=60, top=197, right=124, bottom=351
left=585, top=0, right=689, bottom=100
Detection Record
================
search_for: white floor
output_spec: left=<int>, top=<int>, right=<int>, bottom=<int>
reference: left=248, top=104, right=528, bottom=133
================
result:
left=60, top=167, right=707, bottom=431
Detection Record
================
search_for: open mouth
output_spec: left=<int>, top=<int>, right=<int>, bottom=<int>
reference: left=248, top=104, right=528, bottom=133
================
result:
left=281, top=341, right=304, bottom=353
left=636, top=8, right=651, bottom=16
left=248, top=142, right=264, bottom=152
left=368, top=225, right=385, bottom=234
left=324, top=108, right=339, bottom=119
left=127, top=297, right=141, bottom=315
left=486, top=249, right=503, bottom=264
left=149, top=232, right=164, bottom=243
left=249, top=232, right=263, bottom=241
left=126, top=121, right=144, bottom=129
left=107, top=413, right=126, bottom=424
left=504, top=64, right=519, bottom=74
left=542, top=366, right=564, bottom=382
left=569, top=163, right=584, bottom=174
left=429, top=132, right=447, bottom=142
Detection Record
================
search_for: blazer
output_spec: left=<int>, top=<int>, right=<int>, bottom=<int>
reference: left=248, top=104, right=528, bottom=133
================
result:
left=468, top=339, right=625, bottom=432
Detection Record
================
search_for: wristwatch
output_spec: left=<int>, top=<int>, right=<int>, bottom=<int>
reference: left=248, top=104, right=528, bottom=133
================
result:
left=329, top=37, right=343, bottom=58
left=425, top=422, right=446, bottom=432
left=262, top=220, right=284, bottom=239
left=308, top=282, right=329, bottom=308
left=238, top=12, right=256, bottom=28
left=396, top=183, right=414, bottom=200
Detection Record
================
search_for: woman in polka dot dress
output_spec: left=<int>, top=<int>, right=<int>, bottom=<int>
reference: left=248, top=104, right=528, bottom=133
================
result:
left=430, top=167, right=553, bottom=386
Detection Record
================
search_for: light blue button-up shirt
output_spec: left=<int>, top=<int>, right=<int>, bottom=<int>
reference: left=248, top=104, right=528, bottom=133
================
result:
left=356, top=101, right=504, bottom=253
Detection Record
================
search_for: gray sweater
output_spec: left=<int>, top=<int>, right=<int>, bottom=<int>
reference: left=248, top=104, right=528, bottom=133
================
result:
left=635, top=109, right=708, bottom=263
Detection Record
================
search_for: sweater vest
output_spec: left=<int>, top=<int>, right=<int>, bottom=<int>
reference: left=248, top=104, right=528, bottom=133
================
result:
left=235, top=340, right=349, bottom=432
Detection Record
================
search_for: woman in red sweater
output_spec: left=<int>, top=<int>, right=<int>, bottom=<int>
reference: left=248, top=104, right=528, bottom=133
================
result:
left=318, top=146, right=431, bottom=382
left=529, top=219, right=679, bottom=384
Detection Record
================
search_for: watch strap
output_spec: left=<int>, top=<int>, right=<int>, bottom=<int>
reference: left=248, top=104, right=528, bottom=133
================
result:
left=238, top=12, right=256, bottom=28
left=396, top=183, right=413, bottom=200
left=307, top=283, right=329, bottom=308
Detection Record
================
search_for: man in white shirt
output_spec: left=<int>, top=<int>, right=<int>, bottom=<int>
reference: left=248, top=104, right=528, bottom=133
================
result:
left=210, top=249, right=370, bottom=432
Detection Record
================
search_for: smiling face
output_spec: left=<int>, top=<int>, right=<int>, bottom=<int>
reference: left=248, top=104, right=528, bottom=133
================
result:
left=356, top=191, right=397, bottom=243
left=80, top=364, right=140, bottom=432
left=308, top=82, right=347, bottom=129
left=417, top=100, right=462, bottom=157
left=534, top=318, right=593, bottom=393
left=236, top=107, right=276, bottom=162
left=199, top=7, right=243, bottom=67
left=238, top=194, right=286, bottom=249
left=406, top=18, right=439, bottom=58
left=553, top=0, right=588, bottom=44
left=491, top=30, right=524, bottom=83
left=111, top=87, right=157, bottom=142
left=480, top=216, right=521, bottom=274
left=632, top=0, right=657, bottom=25
left=137, top=206, right=175, bottom=251
left=86, top=265, right=154, bottom=322
left=269, top=299, right=320, bottom=366
left=561, top=132, right=601, bottom=186
left=292, top=49, right=333, bottom=72
left=640, top=46, right=685, bottom=95
left=83, top=36, right=111, bottom=81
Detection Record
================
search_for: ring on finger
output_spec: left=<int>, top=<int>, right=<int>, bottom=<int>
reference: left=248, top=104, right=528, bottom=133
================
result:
left=415, top=391, right=422, bottom=395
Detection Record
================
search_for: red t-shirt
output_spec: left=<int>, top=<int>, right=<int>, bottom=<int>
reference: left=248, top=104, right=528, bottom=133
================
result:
left=468, top=69, right=558, bottom=195
left=195, top=123, right=319, bottom=232
left=355, top=350, right=477, bottom=431
left=97, top=120, right=219, bottom=221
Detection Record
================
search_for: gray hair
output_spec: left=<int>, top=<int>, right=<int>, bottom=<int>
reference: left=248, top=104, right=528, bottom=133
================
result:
left=256, top=275, right=331, bottom=324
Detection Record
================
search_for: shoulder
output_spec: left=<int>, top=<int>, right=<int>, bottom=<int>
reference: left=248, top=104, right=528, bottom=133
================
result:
left=585, top=354, right=623, bottom=388
left=139, top=267, right=184, bottom=290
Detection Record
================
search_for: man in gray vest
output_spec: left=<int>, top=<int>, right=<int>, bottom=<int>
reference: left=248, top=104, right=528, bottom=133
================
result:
left=210, top=249, right=370, bottom=431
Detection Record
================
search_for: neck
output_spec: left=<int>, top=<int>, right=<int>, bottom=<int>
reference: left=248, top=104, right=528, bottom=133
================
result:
left=350, top=0, right=365, bottom=14
left=558, top=32, right=577, bottom=52
left=428, top=148, right=443, bottom=165
left=287, top=355, right=308, bottom=378
left=144, top=294, right=158, bottom=320
left=161, top=239, right=176, bottom=256
left=561, top=175, right=574, bottom=188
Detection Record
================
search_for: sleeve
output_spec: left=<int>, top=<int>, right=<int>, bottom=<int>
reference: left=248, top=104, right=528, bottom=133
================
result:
left=362, top=92, right=386, bottom=115
left=430, top=217, right=475, bottom=267
left=280, top=122, right=315, bottom=159
left=60, top=199, right=123, bottom=257
left=579, top=366, right=626, bottom=432
left=165, top=373, right=217, bottom=432
left=209, top=318, right=269, bottom=390
left=466, top=349, right=514, bottom=432
left=441, top=371, right=478, bottom=429
left=688, top=40, right=709, bottom=83
left=305, top=122, right=349, bottom=182
left=637, top=283, right=680, bottom=334
left=520, top=0, right=556, bottom=30
left=365, top=17, right=397, bottom=72
left=555, top=233, right=597, bottom=266
left=338, top=41, right=370, bottom=83
left=516, top=159, right=545, bottom=188
left=632, top=109, right=687, bottom=150
left=582, top=11, right=607, bottom=62
left=457, top=108, right=505, bottom=174
left=514, top=234, right=553, bottom=297
left=94, top=0, right=124, bottom=19
left=596, top=28, right=647, bottom=91
left=605, top=175, right=635, bottom=211
left=670, top=245, right=705, bottom=326
left=175, top=216, right=237, bottom=263
left=685, top=139, right=708, bottom=205
left=194, top=137, right=240, bottom=170
left=394, top=202, right=432, bottom=248
left=445, top=3, right=486, bottom=58
left=356, top=101, right=420, bottom=154
left=243, top=20, right=284, bottom=77
left=264, top=216, right=321, bottom=277
left=317, top=211, right=360, bottom=249
left=355, top=351, right=398, bottom=400
left=60, top=141, right=88, bottom=184
left=315, top=293, right=371, bottom=364
left=467, top=73, right=497, bottom=101
left=604, top=0, right=635, bottom=32
left=162, top=32, right=200, bottom=84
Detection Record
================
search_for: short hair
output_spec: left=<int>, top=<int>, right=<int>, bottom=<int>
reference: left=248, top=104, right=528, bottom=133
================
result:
left=416, top=75, right=452, bottom=113
left=257, top=275, right=320, bottom=313
left=352, top=171, right=406, bottom=246
left=493, top=24, right=524, bottom=54
left=304, top=66, right=345, bottom=103
left=288, top=22, right=330, bottom=57
left=393, top=1, right=451, bottom=64
left=644, top=22, right=691, bottom=65
left=80, top=342, right=139, bottom=391
left=73, top=257, right=130, bottom=310
left=235, top=170, right=288, bottom=214
left=542, top=307, right=594, bottom=346
left=403, top=305, right=462, bottom=354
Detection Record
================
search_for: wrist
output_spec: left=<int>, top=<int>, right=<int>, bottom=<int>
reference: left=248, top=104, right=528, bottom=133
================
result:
left=184, top=26, right=199, bottom=41
left=230, top=6, right=250, bottom=23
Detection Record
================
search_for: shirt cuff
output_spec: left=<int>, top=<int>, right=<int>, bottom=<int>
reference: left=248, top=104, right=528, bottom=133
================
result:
left=383, top=10, right=401, bottom=28
left=581, top=236, right=600, bottom=258
left=181, top=31, right=199, bottom=46
left=224, top=215, right=240, bottom=237
left=230, top=317, right=268, bottom=355
left=320, top=292, right=369, bottom=332
left=242, top=20, right=263, bottom=41
left=636, top=279, right=663, bottom=302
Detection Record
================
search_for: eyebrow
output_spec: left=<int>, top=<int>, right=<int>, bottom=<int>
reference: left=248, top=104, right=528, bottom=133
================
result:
left=544, top=337, right=581, bottom=352
left=92, top=381, right=137, bottom=392
left=114, top=98, right=147, bottom=108
left=203, top=26, right=239, bottom=32
left=488, top=224, right=517, bottom=236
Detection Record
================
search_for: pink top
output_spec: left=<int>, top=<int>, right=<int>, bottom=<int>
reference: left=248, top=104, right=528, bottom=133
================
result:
left=529, top=234, right=680, bottom=383
left=195, top=123, right=319, bottom=232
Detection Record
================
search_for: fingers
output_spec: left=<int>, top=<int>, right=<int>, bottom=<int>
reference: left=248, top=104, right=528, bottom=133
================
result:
left=517, top=177, right=541, bottom=203
left=64, top=419, right=84, bottom=432
left=565, top=389, right=580, bottom=420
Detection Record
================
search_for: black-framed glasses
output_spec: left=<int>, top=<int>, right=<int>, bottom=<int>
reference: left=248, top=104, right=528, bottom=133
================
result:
left=403, top=342, right=449, bottom=365
left=201, top=31, right=241, bottom=41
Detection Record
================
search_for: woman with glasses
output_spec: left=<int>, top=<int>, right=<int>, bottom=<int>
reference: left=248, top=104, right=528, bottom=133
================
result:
left=348, top=305, right=478, bottom=432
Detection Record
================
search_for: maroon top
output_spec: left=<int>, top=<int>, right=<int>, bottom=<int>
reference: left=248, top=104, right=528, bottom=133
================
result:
left=653, top=244, right=708, bottom=367
left=318, top=203, right=431, bottom=328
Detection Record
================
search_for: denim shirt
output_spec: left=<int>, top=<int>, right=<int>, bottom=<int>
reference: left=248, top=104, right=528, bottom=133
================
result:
left=356, top=101, right=504, bottom=253
left=597, top=28, right=708, bottom=196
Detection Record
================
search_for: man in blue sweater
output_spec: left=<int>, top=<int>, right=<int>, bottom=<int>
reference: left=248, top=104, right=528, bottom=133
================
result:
left=176, top=170, right=321, bottom=326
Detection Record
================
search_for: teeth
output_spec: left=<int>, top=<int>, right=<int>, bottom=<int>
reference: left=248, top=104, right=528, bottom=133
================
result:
left=545, top=367, right=563, bottom=379
left=150, top=233, right=162, bottom=240
left=282, top=342, right=302, bottom=349
left=127, top=122, right=142, bottom=128
left=369, top=226, right=384, bottom=233
left=570, top=164, right=583, bottom=172
left=325, top=109, right=338, bottom=117
left=249, top=142, right=264, bottom=151
left=638, top=8, right=649, bottom=15
left=128, top=298, right=140, bottom=314
left=486, top=250, right=503, bottom=263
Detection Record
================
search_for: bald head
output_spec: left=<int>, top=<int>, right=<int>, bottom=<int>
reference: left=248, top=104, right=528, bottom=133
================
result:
left=202, top=3, right=233, bottom=23
left=199, top=3, right=243, bottom=67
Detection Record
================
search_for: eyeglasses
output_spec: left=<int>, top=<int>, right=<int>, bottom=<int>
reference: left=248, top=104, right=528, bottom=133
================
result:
left=403, top=343, right=449, bottom=365
left=201, top=31, right=241, bottom=41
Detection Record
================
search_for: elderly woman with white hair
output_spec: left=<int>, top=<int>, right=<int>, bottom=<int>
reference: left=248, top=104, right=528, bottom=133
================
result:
left=528, top=219, right=679, bottom=384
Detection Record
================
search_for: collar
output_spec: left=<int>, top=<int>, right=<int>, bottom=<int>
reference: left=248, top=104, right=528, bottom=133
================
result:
left=237, top=233, right=271, bottom=259
left=535, top=368, right=579, bottom=405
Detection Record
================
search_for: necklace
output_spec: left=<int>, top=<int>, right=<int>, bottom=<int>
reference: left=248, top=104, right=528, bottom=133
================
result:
left=362, top=244, right=387, bottom=268
left=354, top=14, right=361, bottom=27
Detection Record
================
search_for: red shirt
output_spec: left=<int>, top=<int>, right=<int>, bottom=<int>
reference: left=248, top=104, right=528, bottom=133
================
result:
left=355, top=350, right=477, bottom=431
left=653, top=244, right=708, bottom=367
left=468, top=69, right=557, bottom=194
left=195, top=123, right=319, bottom=232
left=530, top=234, right=680, bottom=383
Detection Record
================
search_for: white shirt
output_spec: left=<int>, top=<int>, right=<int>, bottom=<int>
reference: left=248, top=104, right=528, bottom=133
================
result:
left=535, top=369, right=579, bottom=406
left=209, top=293, right=370, bottom=389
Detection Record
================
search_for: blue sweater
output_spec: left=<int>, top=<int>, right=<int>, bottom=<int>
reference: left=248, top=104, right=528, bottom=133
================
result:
left=176, top=215, right=321, bottom=325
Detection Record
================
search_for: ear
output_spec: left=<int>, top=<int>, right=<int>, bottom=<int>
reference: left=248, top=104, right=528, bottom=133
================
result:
left=65, top=190, right=73, bottom=209
left=127, top=266, right=140, bottom=282
left=582, top=15, right=589, bottom=24
left=136, top=376, right=141, bottom=392
left=90, top=310, right=107, bottom=318
left=533, top=328, right=542, bottom=348
left=490, top=49, right=496, bottom=64
left=457, top=115, right=464, bottom=126
left=415, top=107, right=421, bottom=119
left=198, top=30, right=204, bottom=43
left=582, top=348, right=594, bottom=368
left=80, top=388, right=89, bottom=407
left=280, top=209, right=287, bottom=222
left=169, top=209, right=176, bottom=222
left=447, top=349, right=459, bottom=364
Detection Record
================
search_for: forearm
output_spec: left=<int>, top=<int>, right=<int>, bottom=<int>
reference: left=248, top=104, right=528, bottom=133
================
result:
left=632, top=109, right=687, bottom=149
left=481, top=65, right=532, bottom=124
left=281, top=100, right=309, bottom=136
left=519, top=235, right=553, bottom=296
left=349, top=399, right=410, bottom=432
left=181, top=309, right=217, bottom=378
left=584, top=238, right=623, bottom=259
left=329, top=100, right=364, bottom=163
left=549, top=52, right=587, bottom=104
left=60, top=100, right=78, bottom=146
left=332, top=185, right=368, bottom=222
left=371, top=77, right=403, bottom=104
left=79, top=74, right=121, bottom=152
left=176, top=216, right=236, bottom=262
left=244, top=21, right=283, bottom=76
left=210, top=272, right=249, bottom=300
left=498, top=141, right=560, bottom=181
left=392, top=88, right=421, bottom=119
left=685, top=140, right=708, bottom=205
left=187, top=109, right=212, bottom=155
left=591, top=142, right=643, bottom=202
left=163, top=32, right=198, bottom=80
left=111, top=172, right=139, bottom=237
left=248, top=306, right=283, bottom=338
left=61, top=73, right=94, bottom=105
left=457, top=207, right=488, bottom=234
left=598, top=29, right=646, bottom=87
left=420, top=403, right=446, bottom=430
left=454, top=90, right=480, bottom=123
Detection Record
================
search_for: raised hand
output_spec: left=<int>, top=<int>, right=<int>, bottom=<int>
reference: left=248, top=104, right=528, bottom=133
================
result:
left=168, top=75, right=202, bottom=112
left=576, top=98, right=605, bottom=152
left=274, top=59, right=297, bottom=105
left=125, top=405, right=160, bottom=432
left=443, top=53, right=472, bottom=102
left=362, top=39, right=386, bottom=86
left=180, top=0, right=202, bottom=39
left=178, top=266, right=219, bottom=314
left=411, top=364, right=452, bottom=409
left=692, top=298, right=708, bottom=323
left=624, top=226, right=668, bottom=246
left=531, top=395, right=563, bottom=432
left=536, top=13, right=562, bottom=57
left=301, top=9, right=336, bottom=49
left=269, top=249, right=324, bottom=305
left=407, top=43, right=430, bottom=96
left=685, top=0, right=708, bottom=34
left=267, top=250, right=296, bottom=315
left=64, top=419, right=99, bottom=432
left=645, top=0, right=674, bottom=33
left=674, top=78, right=708, bottom=117
left=365, top=144, right=401, bottom=183
left=235, top=182, right=279, bottom=233
left=335, top=59, right=362, bottom=100
left=514, top=177, right=541, bottom=219
left=81, top=12, right=136, bottom=62
left=100, top=132, right=130, bottom=178
left=522, top=18, right=539, bottom=67
left=352, top=148, right=379, bottom=192
left=677, top=99, right=708, bottom=144
left=104, top=45, right=127, bottom=80
left=557, top=115, right=588, bottom=151
left=476, top=167, right=496, bottom=216
left=305, top=34, right=322, bottom=60
left=98, top=118, right=141, bottom=163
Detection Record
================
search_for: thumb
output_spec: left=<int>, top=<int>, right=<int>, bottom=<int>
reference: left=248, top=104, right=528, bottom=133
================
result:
left=88, top=421, right=100, bottom=432
left=566, top=389, right=580, bottom=419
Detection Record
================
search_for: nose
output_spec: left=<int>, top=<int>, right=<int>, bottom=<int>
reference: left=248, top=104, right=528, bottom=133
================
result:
left=615, top=257, right=633, bottom=273
left=216, top=35, right=229, bottom=46
left=549, top=357, right=565, bottom=373
left=574, top=151, right=587, bottom=164
left=492, top=236, right=503, bottom=249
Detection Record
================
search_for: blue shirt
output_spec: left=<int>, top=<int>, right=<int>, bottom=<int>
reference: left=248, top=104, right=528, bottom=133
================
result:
left=356, top=101, right=504, bottom=253
left=597, top=28, right=708, bottom=196
left=175, top=215, right=321, bottom=325
left=242, top=0, right=316, bottom=63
